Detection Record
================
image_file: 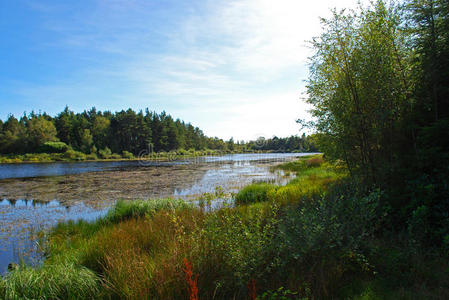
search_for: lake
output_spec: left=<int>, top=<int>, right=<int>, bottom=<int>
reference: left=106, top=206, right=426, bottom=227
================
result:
left=0, top=153, right=310, bottom=274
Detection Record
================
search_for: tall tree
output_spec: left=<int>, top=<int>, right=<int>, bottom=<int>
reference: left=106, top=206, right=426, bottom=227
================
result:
left=307, top=1, right=411, bottom=184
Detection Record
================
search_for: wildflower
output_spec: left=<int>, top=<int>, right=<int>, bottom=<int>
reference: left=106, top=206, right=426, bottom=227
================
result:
left=183, top=258, right=199, bottom=300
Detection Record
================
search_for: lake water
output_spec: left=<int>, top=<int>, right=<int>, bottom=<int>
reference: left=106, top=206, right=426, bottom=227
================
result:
left=0, top=153, right=310, bottom=274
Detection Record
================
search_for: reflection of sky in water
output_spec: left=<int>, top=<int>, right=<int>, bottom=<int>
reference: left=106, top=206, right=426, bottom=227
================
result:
left=0, top=199, right=108, bottom=274
left=0, top=153, right=306, bottom=274
left=174, top=162, right=292, bottom=197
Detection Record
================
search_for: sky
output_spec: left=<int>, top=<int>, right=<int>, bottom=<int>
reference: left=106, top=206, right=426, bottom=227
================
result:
left=0, top=0, right=363, bottom=141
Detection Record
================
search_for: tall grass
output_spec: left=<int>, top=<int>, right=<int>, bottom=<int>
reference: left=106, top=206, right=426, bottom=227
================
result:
left=235, top=183, right=274, bottom=205
left=2, top=155, right=448, bottom=299
left=104, top=198, right=192, bottom=222
left=0, top=263, right=99, bottom=300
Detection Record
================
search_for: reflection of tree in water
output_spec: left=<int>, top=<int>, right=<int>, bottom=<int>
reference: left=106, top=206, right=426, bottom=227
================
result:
left=0, top=155, right=300, bottom=273
left=0, top=159, right=295, bottom=207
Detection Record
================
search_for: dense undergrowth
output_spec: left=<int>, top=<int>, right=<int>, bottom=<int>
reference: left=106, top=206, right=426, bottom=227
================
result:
left=1, top=155, right=448, bottom=299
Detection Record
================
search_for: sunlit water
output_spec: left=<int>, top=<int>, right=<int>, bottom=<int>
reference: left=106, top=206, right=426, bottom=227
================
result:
left=0, top=153, right=312, bottom=274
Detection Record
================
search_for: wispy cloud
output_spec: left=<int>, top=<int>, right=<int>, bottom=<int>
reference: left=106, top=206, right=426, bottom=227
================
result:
left=5, top=0, right=362, bottom=139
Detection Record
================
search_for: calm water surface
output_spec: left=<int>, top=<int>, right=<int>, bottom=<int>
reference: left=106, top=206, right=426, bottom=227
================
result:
left=0, top=153, right=310, bottom=274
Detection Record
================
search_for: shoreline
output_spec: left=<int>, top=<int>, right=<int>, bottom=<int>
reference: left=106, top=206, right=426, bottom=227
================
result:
left=0, top=150, right=313, bottom=165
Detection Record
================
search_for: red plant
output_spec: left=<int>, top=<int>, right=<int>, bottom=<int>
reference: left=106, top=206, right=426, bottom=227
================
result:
left=183, top=258, right=199, bottom=300
left=248, top=279, right=257, bottom=300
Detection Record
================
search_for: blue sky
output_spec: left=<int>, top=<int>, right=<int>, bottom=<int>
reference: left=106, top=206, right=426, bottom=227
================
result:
left=0, top=0, right=361, bottom=140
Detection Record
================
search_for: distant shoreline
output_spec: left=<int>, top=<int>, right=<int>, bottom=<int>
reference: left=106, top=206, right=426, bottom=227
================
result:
left=0, top=150, right=314, bottom=164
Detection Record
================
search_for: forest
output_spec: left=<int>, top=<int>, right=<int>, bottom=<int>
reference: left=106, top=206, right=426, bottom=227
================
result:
left=0, top=107, right=318, bottom=161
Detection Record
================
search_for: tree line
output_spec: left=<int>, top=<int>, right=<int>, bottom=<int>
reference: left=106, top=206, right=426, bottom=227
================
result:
left=0, top=107, right=317, bottom=156
left=306, top=0, right=449, bottom=245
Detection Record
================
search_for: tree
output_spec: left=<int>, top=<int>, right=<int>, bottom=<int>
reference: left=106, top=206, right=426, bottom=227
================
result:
left=307, top=1, right=411, bottom=184
left=26, top=116, right=59, bottom=151
left=0, top=115, right=26, bottom=153
left=80, top=129, right=93, bottom=153
left=91, top=115, right=110, bottom=150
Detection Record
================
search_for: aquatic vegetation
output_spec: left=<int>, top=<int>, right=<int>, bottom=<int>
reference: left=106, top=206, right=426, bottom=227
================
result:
left=234, top=183, right=274, bottom=205
left=1, top=155, right=448, bottom=299
left=0, top=263, right=99, bottom=299
left=104, top=198, right=192, bottom=223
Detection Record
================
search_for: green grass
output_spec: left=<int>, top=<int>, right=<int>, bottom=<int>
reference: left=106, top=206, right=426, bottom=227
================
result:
left=104, top=198, right=192, bottom=222
left=2, top=155, right=448, bottom=299
left=235, top=183, right=274, bottom=205
left=0, top=263, right=100, bottom=300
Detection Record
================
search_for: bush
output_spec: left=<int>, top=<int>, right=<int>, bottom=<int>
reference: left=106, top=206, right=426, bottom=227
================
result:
left=198, top=204, right=280, bottom=296
left=63, top=149, right=86, bottom=161
left=110, top=153, right=122, bottom=159
left=98, top=147, right=112, bottom=159
left=177, top=148, right=188, bottom=155
left=235, top=183, right=275, bottom=205
left=270, top=188, right=381, bottom=297
left=121, top=151, right=134, bottom=159
left=86, top=153, right=98, bottom=160
left=38, top=141, right=70, bottom=153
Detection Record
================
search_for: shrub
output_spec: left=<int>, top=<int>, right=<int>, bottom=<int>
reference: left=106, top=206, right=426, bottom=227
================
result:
left=86, top=153, right=98, bottom=160
left=177, top=148, right=188, bottom=155
left=98, top=147, right=112, bottom=159
left=270, top=188, right=381, bottom=297
left=38, top=141, right=70, bottom=153
left=235, top=183, right=275, bottom=205
left=63, top=149, right=86, bottom=161
left=121, top=151, right=134, bottom=159
left=110, top=153, right=122, bottom=159
left=197, top=204, right=280, bottom=297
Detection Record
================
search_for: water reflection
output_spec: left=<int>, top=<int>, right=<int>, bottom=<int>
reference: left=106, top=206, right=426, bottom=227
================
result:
left=0, top=153, right=307, bottom=274
left=0, top=199, right=108, bottom=274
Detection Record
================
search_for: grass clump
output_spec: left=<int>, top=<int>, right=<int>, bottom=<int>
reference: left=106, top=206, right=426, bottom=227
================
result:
left=235, top=183, right=275, bottom=205
left=105, top=198, right=192, bottom=223
left=0, top=263, right=100, bottom=300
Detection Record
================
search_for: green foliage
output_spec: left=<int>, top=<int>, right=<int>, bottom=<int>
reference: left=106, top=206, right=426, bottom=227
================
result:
left=235, top=183, right=275, bottom=205
left=0, top=263, right=100, bottom=300
left=3, top=157, right=448, bottom=298
left=247, top=134, right=319, bottom=152
left=86, top=153, right=98, bottom=160
left=306, top=0, right=449, bottom=247
left=63, top=149, right=86, bottom=161
left=26, top=116, right=59, bottom=151
left=110, top=153, right=122, bottom=159
left=121, top=150, right=134, bottom=159
left=307, top=1, right=410, bottom=184
left=259, top=287, right=299, bottom=300
left=0, top=106, right=317, bottom=160
left=38, top=141, right=70, bottom=153
left=98, top=147, right=112, bottom=159
left=199, top=203, right=281, bottom=295
left=104, top=198, right=192, bottom=223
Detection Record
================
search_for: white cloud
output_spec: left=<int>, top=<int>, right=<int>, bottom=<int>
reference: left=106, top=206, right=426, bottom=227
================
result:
left=16, top=0, right=365, bottom=139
